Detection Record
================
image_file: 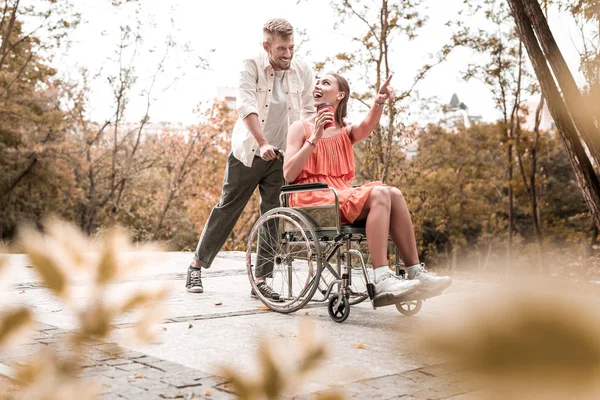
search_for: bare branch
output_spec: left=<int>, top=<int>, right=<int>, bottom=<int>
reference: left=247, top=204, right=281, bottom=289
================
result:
left=0, top=0, right=19, bottom=69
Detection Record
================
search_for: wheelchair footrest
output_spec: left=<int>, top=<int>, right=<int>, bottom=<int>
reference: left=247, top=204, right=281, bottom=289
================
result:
left=372, top=293, right=405, bottom=308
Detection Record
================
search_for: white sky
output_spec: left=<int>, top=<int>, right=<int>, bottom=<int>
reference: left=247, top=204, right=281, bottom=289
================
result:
left=52, top=0, right=586, bottom=126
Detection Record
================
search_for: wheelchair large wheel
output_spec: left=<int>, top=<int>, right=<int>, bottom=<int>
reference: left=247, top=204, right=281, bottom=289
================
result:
left=395, top=299, right=422, bottom=316
left=247, top=207, right=322, bottom=313
left=328, top=296, right=350, bottom=323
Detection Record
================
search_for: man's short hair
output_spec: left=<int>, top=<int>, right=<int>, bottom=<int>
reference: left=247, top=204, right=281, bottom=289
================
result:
left=263, top=19, right=293, bottom=43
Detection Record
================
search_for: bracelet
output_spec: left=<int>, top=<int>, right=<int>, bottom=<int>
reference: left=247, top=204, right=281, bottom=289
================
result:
left=306, top=139, right=317, bottom=147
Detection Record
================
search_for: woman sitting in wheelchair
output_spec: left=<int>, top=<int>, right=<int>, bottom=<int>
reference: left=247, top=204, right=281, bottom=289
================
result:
left=283, top=72, right=452, bottom=300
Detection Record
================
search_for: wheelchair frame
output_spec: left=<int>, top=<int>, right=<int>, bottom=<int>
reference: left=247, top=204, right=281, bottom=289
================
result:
left=246, top=182, right=423, bottom=323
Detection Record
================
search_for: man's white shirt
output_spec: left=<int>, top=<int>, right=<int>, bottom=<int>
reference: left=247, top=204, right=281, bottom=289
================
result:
left=232, top=54, right=316, bottom=167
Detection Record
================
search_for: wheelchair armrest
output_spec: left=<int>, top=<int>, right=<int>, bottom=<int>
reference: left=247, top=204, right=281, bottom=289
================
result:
left=281, top=182, right=329, bottom=193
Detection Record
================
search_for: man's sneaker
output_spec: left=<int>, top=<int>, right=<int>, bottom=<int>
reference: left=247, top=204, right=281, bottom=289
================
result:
left=251, top=281, right=281, bottom=301
left=374, top=272, right=421, bottom=298
left=186, top=265, right=203, bottom=293
left=412, top=264, right=452, bottom=294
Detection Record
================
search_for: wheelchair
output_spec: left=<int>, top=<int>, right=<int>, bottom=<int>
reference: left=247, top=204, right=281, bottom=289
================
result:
left=246, top=182, right=429, bottom=323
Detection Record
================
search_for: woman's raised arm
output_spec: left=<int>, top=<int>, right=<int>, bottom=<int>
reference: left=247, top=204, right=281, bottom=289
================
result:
left=348, top=75, right=395, bottom=144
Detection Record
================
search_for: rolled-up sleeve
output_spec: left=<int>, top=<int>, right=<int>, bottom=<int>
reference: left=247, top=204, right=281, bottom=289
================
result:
left=300, top=62, right=316, bottom=120
left=237, top=59, right=259, bottom=120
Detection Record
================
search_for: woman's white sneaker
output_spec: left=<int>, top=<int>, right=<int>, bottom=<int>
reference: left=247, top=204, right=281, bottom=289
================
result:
left=374, top=272, right=421, bottom=298
left=412, top=265, right=452, bottom=294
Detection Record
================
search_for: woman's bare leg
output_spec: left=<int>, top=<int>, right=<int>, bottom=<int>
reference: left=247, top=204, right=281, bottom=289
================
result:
left=387, top=187, right=419, bottom=266
left=355, top=186, right=391, bottom=269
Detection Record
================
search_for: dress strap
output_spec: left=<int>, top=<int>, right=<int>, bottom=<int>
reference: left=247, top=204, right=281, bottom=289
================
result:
left=302, top=121, right=312, bottom=139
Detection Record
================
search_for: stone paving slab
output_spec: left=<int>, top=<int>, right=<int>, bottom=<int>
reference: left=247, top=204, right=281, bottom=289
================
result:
left=3, top=251, right=588, bottom=399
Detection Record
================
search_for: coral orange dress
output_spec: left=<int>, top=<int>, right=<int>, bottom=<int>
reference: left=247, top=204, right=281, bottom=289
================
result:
left=289, top=122, right=384, bottom=224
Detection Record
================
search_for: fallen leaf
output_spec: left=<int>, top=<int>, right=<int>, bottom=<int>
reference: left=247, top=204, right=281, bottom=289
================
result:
left=352, top=343, right=367, bottom=349
left=25, top=265, right=34, bottom=268
left=19, top=290, right=25, bottom=294
left=162, top=327, right=167, bottom=331
left=305, top=312, right=310, bottom=315
left=133, top=374, right=145, bottom=379
left=204, top=390, right=212, bottom=396
left=188, top=323, right=193, bottom=329
left=214, top=302, right=222, bottom=306
left=257, top=305, right=270, bottom=311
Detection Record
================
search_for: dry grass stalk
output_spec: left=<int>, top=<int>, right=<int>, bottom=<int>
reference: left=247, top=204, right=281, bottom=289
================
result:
left=15, top=350, right=100, bottom=400
left=0, top=308, right=33, bottom=349
left=218, top=319, right=345, bottom=400
left=422, top=285, right=600, bottom=400
left=1, top=218, right=170, bottom=399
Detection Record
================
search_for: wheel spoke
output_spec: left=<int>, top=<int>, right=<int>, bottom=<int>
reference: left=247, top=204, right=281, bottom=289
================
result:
left=247, top=208, right=322, bottom=313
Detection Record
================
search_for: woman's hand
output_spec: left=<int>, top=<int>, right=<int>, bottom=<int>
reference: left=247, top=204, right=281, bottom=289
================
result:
left=374, top=75, right=395, bottom=105
left=311, top=107, right=334, bottom=143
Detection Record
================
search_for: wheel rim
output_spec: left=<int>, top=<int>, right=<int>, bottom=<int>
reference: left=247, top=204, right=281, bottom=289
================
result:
left=396, top=299, right=422, bottom=316
left=246, top=208, right=321, bottom=313
left=328, top=296, right=350, bottom=322
left=331, top=298, right=346, bottom=318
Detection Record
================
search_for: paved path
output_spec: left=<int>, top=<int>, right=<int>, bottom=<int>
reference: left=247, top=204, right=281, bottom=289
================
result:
left=1, top=252, right=500, bottom=399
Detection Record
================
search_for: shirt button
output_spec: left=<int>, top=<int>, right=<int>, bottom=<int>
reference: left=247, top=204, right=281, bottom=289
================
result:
left=285, top=92, right=289, bottom=95
left=265, top=104, right=268, bottom=107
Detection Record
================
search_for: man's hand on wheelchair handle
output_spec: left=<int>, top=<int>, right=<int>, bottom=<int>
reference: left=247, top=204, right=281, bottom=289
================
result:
left=259, top=143, right=279, bottom=161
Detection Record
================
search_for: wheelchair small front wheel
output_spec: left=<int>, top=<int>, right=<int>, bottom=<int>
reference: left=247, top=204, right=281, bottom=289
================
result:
left=395, top=299, right=422, bottom=316
left=328, top=296, right=350, bottom=323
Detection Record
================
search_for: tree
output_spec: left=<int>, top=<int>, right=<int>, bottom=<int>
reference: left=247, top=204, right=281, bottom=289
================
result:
left=314, top=0, right=454, bottom=183
left=65, top=2, right=198, bottom=235
left=453, top=0, right=539, bottom=269
left=506, top=0, right=600, bottom=234
left=150, top=102, right=234, bottom=242
left=563, top=0, right=600, bottom=248
left=400, top=123, right=506, bottom=270
left=0, top=0, right=79, bottom=238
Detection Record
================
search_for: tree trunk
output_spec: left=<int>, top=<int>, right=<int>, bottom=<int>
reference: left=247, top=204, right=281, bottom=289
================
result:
left=589, top=223, right=598, bottom=257
left=508, top=140, right=514, bottom=273
left=507, top=0, right=600, bottom=231
left=531, top=96, right=545, bottom=273
left=1, top=155, right=37, bottom=198
left=521, top=0, right=600, bottom=168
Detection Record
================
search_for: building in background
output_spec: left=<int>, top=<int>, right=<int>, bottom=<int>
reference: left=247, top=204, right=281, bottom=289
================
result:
left=522, top=100, right=555, bottom=131
left=439, top=93, right=482, bottom=130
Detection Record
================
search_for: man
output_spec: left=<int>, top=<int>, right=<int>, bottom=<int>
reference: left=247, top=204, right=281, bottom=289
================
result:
left=186, top=19, right=315, bottom=299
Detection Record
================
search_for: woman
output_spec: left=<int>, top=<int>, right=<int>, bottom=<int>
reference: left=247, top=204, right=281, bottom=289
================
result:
left=283, top=72, right=451, bottom=299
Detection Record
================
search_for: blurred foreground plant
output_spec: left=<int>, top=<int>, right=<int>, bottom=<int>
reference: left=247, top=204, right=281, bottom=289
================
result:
left=0, top=217, right=170, bottom=400
left=423, top=286, right=600, bottom=400
left=0, top=251, right=33, bottom=350
left=219, top=319, right=345, bottom=400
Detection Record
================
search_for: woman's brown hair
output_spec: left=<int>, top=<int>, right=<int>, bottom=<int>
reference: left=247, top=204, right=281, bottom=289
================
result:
left=327, top=72, right=350, bottom=127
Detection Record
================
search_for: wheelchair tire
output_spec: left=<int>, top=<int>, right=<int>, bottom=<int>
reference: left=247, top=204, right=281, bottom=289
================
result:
left=395, top=299, right=422, bottom=316
left=328, top=296, right=350, bottom=323
left=246, top=207, right=322, bottom=314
